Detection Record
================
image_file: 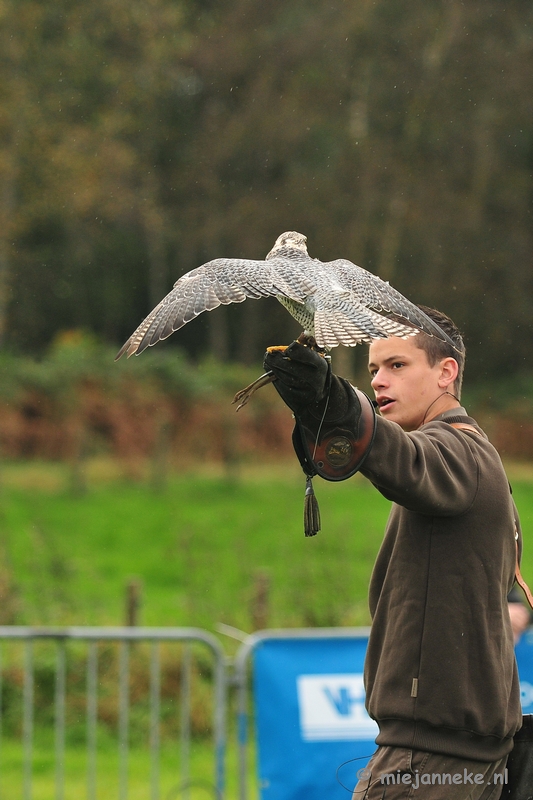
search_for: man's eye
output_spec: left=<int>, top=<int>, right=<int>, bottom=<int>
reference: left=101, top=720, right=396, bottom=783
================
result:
left=392, top=362, right=404, bottom=369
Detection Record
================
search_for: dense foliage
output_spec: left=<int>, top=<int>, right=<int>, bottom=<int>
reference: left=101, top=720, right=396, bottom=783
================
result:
left=0, top=333, right=294, bottom=465
left=0, top=0, right=532, bottom=381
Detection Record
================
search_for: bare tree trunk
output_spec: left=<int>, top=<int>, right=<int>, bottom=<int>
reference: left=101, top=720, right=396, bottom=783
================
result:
left=205, top=238, right=230, bottom=361
left=237, top=301, right=260, bottom=364
left=0, top=173, right=15, bottom=346
left=142, top=172, right=168, bottom=309
left=208, top=305, right=229, bottom=362
left=467, top=112, right=495, bottom=230
left=331, top=346, right=355, bottom=381
left=0, top=243, right=10, bottom=347
left=377, top=194, right=407, bottom=282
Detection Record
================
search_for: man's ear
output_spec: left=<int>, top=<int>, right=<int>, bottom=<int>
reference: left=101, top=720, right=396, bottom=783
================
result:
left=438, top=357, right=459, bottom=390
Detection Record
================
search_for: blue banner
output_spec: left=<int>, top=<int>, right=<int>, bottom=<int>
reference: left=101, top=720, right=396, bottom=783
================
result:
left=515, top=627, right=533, bottom=713
left=253, top=636, right=375, bottom=800
left=252, top=631, right=533, bottom=800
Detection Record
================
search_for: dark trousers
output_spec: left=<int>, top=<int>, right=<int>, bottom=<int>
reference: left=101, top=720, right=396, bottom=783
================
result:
left=352, top=746, right=509, bottom=800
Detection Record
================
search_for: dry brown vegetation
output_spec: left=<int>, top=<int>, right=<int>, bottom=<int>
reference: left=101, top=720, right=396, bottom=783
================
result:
left=0, top=339, right=295, bottom=473
left=1, top=336, right=533, bottom=467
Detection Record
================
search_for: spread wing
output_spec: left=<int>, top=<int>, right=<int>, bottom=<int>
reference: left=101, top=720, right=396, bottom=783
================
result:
left=115, top=256, right=315, bottom=359
left=314, top=258, right=457, bottom=348
left=311, top=286, right=421, bottom=348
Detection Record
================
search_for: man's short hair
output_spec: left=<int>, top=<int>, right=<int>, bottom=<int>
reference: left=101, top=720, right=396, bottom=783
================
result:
left=414, top=306, right=466, bottom=398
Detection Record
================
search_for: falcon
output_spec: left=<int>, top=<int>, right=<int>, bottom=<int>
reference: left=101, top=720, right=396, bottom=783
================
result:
left=115, top=230, right=457, bottom=360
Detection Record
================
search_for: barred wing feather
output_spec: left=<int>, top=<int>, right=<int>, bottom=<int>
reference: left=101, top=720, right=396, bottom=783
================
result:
left=115, top=256, right=315, bottom=359
left=115, top=230, right=457, bottom=360
left=311, top=285, right=421, bottom=348
left=325, top=259, right=456, bottom=346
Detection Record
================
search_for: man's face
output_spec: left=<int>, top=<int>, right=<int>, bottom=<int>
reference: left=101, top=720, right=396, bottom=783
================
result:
left=368, top=336, right=449, bottom=431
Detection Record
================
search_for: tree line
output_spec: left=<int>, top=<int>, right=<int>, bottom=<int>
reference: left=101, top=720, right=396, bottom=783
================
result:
left=0, top=0, right=532, bottom=384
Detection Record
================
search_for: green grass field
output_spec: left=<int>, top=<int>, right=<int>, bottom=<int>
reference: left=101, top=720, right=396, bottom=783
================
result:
left=0, top=461, right=396, bottom=633
left=0, top=458, right=532, bottom=798
left=1, top=459, right=532, bottom=633
left=0, top=737, right=240, bottom=800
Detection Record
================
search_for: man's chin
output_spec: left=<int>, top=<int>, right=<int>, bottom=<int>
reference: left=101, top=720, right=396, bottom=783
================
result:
left=379, top=405, right=416, bottom=431
left=379, top=401, right=397, bottom=419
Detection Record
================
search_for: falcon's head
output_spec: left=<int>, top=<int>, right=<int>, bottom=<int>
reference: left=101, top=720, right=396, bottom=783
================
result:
left=266, top=231, right=308, bottom=259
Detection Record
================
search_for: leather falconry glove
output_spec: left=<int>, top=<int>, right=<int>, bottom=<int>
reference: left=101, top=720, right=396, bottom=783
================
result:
left=263, top=341, right=376, bottom=535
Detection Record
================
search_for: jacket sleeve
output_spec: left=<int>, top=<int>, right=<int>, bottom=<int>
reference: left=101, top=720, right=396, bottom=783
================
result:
left=359, top=416, right=483, bottom=516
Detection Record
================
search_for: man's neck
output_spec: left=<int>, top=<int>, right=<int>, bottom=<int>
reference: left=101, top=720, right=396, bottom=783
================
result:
left=420, top=392, right=462, bottom=426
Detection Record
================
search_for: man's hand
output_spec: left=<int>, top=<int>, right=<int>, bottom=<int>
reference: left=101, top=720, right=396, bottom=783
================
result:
left=264, top=340, right=376, bottom=484
left=263, top=341, right=330, bottom=415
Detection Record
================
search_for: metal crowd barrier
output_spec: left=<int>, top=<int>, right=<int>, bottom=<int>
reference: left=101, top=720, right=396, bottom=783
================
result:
left=0, top=627, right=227, bottom=800
left=234, top=627, right=373, bottom=800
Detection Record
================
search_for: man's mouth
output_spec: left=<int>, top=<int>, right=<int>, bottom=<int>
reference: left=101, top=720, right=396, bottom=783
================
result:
left=377, top=396, right=395, bottom=409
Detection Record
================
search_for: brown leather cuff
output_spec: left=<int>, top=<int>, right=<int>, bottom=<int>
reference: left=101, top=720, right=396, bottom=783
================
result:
left=292, top=386, right=376, bottom=481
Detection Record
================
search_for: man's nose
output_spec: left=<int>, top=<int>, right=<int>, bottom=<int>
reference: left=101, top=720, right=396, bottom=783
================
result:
left=371, top=369, right=387, bottom=390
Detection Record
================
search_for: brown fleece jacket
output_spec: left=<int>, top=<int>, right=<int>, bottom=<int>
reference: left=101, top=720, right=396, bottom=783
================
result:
left=359, top=409, right=522, bottom=762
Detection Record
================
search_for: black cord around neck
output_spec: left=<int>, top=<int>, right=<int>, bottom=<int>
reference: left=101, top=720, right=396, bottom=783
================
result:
left=421, top=391, right=460, bottom=426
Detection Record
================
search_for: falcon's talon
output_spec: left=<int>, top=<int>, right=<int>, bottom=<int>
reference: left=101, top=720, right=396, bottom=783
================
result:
left=232, top=371, right=276, bottom=412
left=266, top=345, right=289, bottom=353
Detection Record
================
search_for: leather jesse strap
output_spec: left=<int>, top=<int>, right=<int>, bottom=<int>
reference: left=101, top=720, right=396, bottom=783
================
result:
left=515, top=535, right=533, bottom=610
left=449, top=422, right=481, bottom=436
left=449, top=421, right=533, bottom=611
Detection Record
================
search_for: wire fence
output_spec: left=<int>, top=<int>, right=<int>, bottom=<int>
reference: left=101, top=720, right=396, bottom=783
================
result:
left=0, top=627, right=227, bottom=800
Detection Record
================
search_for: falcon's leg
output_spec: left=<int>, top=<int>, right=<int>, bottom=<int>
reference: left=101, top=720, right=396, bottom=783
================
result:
left=297, top=332, right=317, bottom=348
left=233, top=344, right=290, bottom=411
left=296, top=333, right=329, bottom=358
left=233, top=336, right=330, bottom=412
left=232, top=372, right=276, bottom=412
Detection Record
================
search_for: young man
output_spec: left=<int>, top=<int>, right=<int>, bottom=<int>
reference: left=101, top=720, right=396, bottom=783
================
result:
left=264, top=308, right=522, bottom=800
